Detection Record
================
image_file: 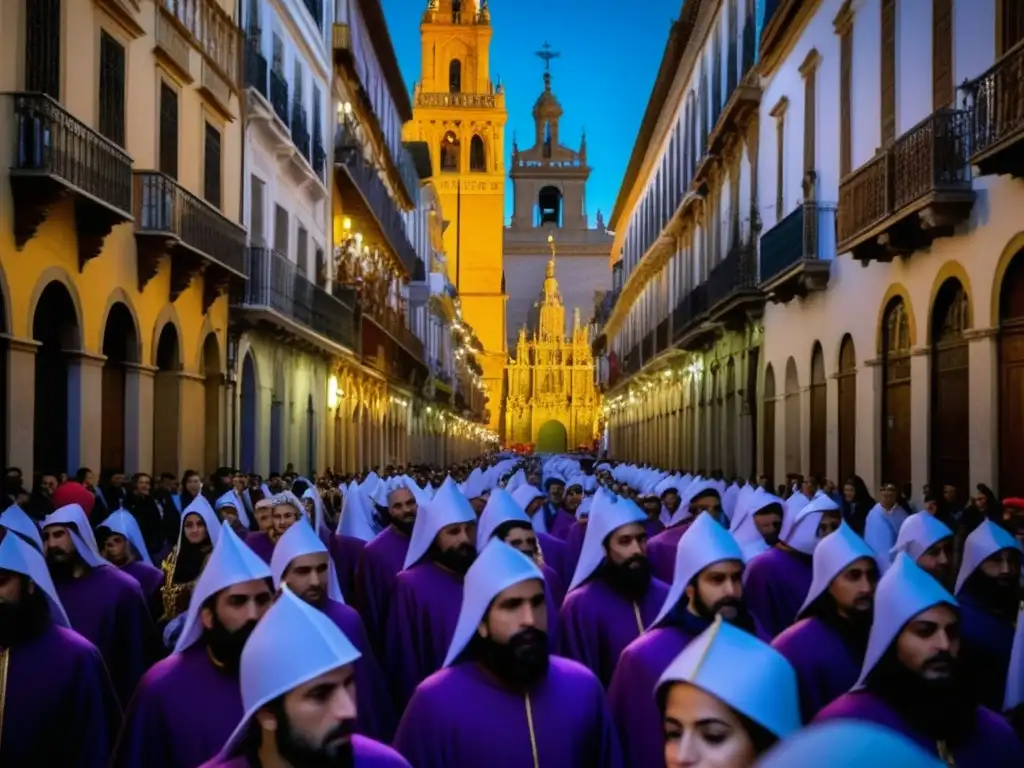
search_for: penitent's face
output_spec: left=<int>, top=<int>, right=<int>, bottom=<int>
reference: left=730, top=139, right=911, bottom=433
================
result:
left=662, top=683, right=758, bottom=768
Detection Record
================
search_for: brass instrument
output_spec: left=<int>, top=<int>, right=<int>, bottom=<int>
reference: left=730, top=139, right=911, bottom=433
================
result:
left=159, top=547, right=197, bottom=622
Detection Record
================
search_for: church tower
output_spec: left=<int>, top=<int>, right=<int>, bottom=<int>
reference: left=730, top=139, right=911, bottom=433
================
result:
left=404, top=0, right=507, bottom=433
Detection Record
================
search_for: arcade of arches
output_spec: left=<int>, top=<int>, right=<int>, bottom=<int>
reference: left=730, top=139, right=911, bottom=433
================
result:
left=605, top=250, right=1024, bottom=499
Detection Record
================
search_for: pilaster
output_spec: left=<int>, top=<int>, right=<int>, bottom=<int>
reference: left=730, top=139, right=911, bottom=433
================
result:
left=67, top=351, right=106, bottom=476
left=825, top=375, right=839, bottom=483
left=966, top=328, right=998, bottom=492
left=910, top=347, right=931, bottom=501
left=799, top=385, right=812, bottom=477
left=124, top=363, right=158, bottom=475
left=5, top=336, right=40, bottom=477
left=177, top=371, right=207, bottom=475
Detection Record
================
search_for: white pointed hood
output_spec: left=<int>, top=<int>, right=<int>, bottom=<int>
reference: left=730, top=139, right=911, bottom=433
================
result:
left=300, top=484, right=327, bottom=532
left=174, top=522, right=273, bottom=653
left=0, top=531, right=71, bottom=627
left=797, top=523, right=876, bottom=618
left=780, top=494, right=838, bottom=555
left=403, top=476, right=476, bottom=570
left=1005, top=603, right=1024, bottom=711
left=954, top=518, right=1022, bottom=595
left=443, top=539, right=544, bottom=667
left=656, top=617, right=801, bottom=739
left=97, top=509, right=154, bottom=566
left=755, top=720, right=945, bottom=767
left=568, top=493, right=647, bottom=591
left=42, top=504, right=106, bottom=569
left=651, top=511, right=744, bottom=628
left=786, top=491, right=810, bottom=517
left=669, top=478, right=720, bottom=526
left=729, top=488, right=784, bottom=561
left=217, top=587, right=361, bottom=759
left=0, top=504, right=43, bottom=550
left=215, top=490, right=251, bottom=529
left=506, top=469, right=528, bottom=494
left=854, top=553, right=957, bottom=689
left=890, top=512, right=954, bottom=562
left=461, top=467, right=490, bottom=501
left=270, top=518, right=344, bottom=604
left=476, top=488, right=532, bottom=550
left=178, top=496, right=222, bottom=551
left=338, top=481, right=378, bottom=542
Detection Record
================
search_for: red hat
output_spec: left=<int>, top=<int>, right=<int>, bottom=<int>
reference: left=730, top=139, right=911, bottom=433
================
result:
left=51, top=481, right=97, bottom=518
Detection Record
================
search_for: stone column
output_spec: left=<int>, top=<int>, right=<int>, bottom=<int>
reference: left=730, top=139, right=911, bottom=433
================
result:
left=860, top=360, right=882, bottom=491
left=67, top=351, right=106, bottom=475
left=909, top=348, right=930, bottom=501
left=799, top=385, right=812, bottom=478
left=124, top=363, right=157, bottom=475
left=966, top=328, right=998, bottom=488
left=825, top=374, right=839, bottom=484
left=177, top=372, right=207, bottom=475
left=6, top=337, right=39, bottom=477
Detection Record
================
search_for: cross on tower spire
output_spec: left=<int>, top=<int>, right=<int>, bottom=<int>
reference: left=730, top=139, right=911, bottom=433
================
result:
left=536, top=42, right=560, bottom=72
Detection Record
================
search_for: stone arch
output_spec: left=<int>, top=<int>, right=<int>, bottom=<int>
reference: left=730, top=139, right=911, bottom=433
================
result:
left=100, top=301, right=141, bottom=473
left=536, top=420, right=568, bottom=453
left=239, top=349, right=259, bottom=473
left=926, top=261, right=974, bottom=344
left=875, top=283, right=918, bottom=354
left=98, top=289, right=143, bottom=364
left=150, top=303, right=185, bottom=369
left=837, top=334, right=857, bottom=482
left=784, top=356, right=800, bottom=476
left=448, top=57, right=462, bottom=93
left=930, top=277, right=970, bottom=497
left=538, top=185, right=563, bottom=227
left=152, top=321, right=182, bottom=477
left=196, top=317, right=225, bottom=375
left=880, top=296, right=913, bottom=486
left=762, top=362, right=776, bottom=482
left=440, top=130, right=460, bottom=172
left=469, top=134, right=486, bottom=172
left=26, top=267, right=84, bottom=351
left=809, top=342, right=826, bottom=478
left=201, top=333, right=223, bottom=473
left=991, top=230, right=1024, bottom=327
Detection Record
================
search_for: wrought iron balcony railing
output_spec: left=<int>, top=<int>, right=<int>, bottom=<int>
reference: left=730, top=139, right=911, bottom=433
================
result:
left=760, top=202, right=837, bottom=285
left=962, top=39, right=1024, bottom=178
left=672, top=284, right=709, bottom=342
left=313, top=138, right=326, bottom=177
left=708, top=243, right=759, bottom=308
left=240, top=246, right=356, bottom=350
left=269, top=68, right=289, bottom=127
left=160, top=0, right=241, bottom=89
left=244, top=38, right=268, bottom=99
left=291, top=104, right=310, bottom=161
left=641, top=331, right=654, bottom=362
left=656, top=318, right=670, bottom=353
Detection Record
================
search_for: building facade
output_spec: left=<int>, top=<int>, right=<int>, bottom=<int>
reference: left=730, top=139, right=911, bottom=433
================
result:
left=599, top=0, right=765, bottom=478
left=1, top=0, right=246, bottom=481
left=402, top=0, right=508, bottom=433
left=755, top=0, right=1024, bottom=500
left=503, top=65, right=613, bottom=350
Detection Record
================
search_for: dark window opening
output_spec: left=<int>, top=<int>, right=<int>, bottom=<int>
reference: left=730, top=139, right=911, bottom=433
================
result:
left=441, top=130, right=460, bottom=172
left=449, top=59, right=462, bottom=93
left=452, top=0, right=462, bottom=23
left=159, top=83, right=179, bottom=179
left=543, top=121, right=552, bottom=158
left=99, top=31, right=126, bottom=147
left=538, top=185, right=562, bottom=227
left=469, top=135, right=485, bottom=171
left=26, top=0, right=61, bottom=99
left=204, top=122, right=222, bottom=209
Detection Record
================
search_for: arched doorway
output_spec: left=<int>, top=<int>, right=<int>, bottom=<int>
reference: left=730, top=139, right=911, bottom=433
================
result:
left=440, top=131, right=460, bottom=173
left=881, top=297, right=912, bottom=486
left=153, top=323, right=180, bottom=477
left=33, top=282, right=80, bottom=475
left=239, top=352, right=257, bottom=473
left=999, top=250, right=1024, bottom=497
left=536, top=420, right=567, bottom=453
left=306, top=393, right=315, bottom=476
left=725, top=358, right=736, bottom=475
left=101, top=303, right=139, bottom=474
left=201, top=334, right=222, bottom=474
left=762, top=364, right=776, bottom=483
left=469, top=135, right=485, bottom=172
left=270, top=363, right=284, bottom=474
left=809, top=343, right=826, bottom=478
left=931, top=278, right=970, bottom=498
left=784, top=357, right=800, bottom=476
left=837, top=335, right=857, bottom=482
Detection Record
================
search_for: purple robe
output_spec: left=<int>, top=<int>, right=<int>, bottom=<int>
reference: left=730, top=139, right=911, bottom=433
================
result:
left=321, top=598, right=397, bottom=742
left=646, top=522, right=693, bottom=584
left=816, top=690, right=1024, bottom=766
left=644, top=516, right=665, bottom=539
left=4, top=621, right=121, bottom=767
left=121, top=559, right=165, bottom=599
left=354, top=525, right=411, bottom=656
left=542, top=562, right=566, bottom=608
left=113, top=643, right=243, bottom=768
left=771, top=616, right=865, bottom=722
left=200, top=734, right=411, bottom=767
left=956, top=588, right=1015, bottom=711
left=394, top=658, right=623, bottom=768
left=743, top=545, right=813, bottom=638
left=244, top=531, right=275, bottom=564
left=565, top=520, right=587, bottom=579
left=547, top=506, right=577, bottom=540
left=607, top=609, right=770, bottom=768
left=538, top=531, right=570, bottom=585
left=53, top=563, right=155, bottom=705
left=330, top=531, right=366, bottom=605
left=558, top=575, right=670, bottom=687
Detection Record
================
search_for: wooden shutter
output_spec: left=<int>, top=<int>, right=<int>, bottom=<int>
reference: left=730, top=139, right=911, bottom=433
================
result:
left=840, top=25, right=852, bottom=176
left=250, top=176, right=265, bottom=245
left=203, top=123, right=222, bottom=208
left=1002, top=0, right=1024, bottom=54
left=803, top=66, right=816, bottom=176
left=881, top=0, right=896, bottom=145
left=159, top=83, right=179, bottom=179
left=274, top=205, right=289, bottom=256
left=26, top=0, right=61, bottom=99
left=99, top=31, right=126, bottom=147
left=932, top=0, right=953, bottom=109
left=297, top=226, right=308, bottom=275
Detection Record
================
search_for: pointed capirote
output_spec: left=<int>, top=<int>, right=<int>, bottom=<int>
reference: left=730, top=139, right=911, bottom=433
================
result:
left=173, top=522, right=273, bottom=653
left=650, top=510, right=744, bottom=629
left=854, top=552, right=957, bottom=689
left=797, top=522, right=876, bottom=618
left=403, top=475, right=476, bottom=570
left=270, top=516, right=344, bottom=604
left=444, top=539, right=545, bottom=667
left=656, top=616, right=800, bottom=740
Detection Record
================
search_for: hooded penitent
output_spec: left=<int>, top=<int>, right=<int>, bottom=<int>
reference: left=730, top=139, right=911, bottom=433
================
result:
left=0, top=504, right=43, bottom=550
left=43, top=503, right=104, bottom=566
left=647, top=478, right=721, bottom=584
left=891, top=512, right=954, bottom=561
left=730, top=488, right=785, bottom=562
left=270, top=517, right=345, bottom=604
left=754, top=721, right=944, bottom=768
left=215, top=490, right=251, bottom=530
left=475, top=488, right=532, bottom=551
left=402, top=476, right=476, bottom=570
left=797, top=523, right=876, bottom=618
left=567, top=492, right=647, bottom=592
left=0, top=530, right=70, bottom=626
left=656, top=617, right=801, bottom=742
left=98, top=509, right=154, bottom=566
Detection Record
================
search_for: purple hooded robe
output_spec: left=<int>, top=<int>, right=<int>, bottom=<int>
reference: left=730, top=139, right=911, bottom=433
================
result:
left=329, top=531, right=366, bottom=605
left=816, top=689, right=1024, bottom=766
left=956, top=586, right=1016, bottom=711
left=244, top=531, right=275, bottom=564
left=538, top=530, right=569, bottom=585
left=393, top=657, right=623, bottom=768
left=646, top=522, right=694, bottom=584
left=199, top=735, right=411, bottom=767
left=4, top=621, right=122, bottom=767
left=546, top=505, right=577, bottom=540
left=565, top=519, right=587, bottom=578
left=557, top=574, right=670, bottom=688
left=743, top=545, right=813, bottom=638
left=354, top=525, right=411, bottom=656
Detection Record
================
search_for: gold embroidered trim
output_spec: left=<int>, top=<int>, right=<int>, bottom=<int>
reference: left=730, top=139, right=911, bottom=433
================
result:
left=632, top=601, right=644, bottom=635
left=0, top=647, right=9, bottom=754
left=689, top=614, right=724, bottom=679
left=525, top=691, right=540, bottom=768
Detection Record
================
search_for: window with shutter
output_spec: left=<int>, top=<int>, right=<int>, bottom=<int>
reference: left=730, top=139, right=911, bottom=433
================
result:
left=839, top=21, right=853, bottom=177
left=776, top=115, right=785, bottom=218
left=1001, top=0, right=1024, bottom=54
left=204, top=123, right=222, bottom=209
left=881, top=0, right=896, bottom=145
left=932, top=0, right=953, bottom=109
left=250, top=176, right=266, bottom=245
left=159, top=84, right=179, bottom=179
left=274, top=205, right=289, bottom=256
left=297, top=227, right=309, bottom=276
left=99, top=31, right=126, bottom=147
left=26, top=0, right=61, bottom=99
left=803, top=67, right=816, bottom=178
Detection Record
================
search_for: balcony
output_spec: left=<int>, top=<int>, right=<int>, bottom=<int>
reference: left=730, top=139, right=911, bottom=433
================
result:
left=672, top=284, right=713, bottom=351
left=301, top=0, right=323, bottom=29
left=244, top=38, right=268, bottom=100
left=361, top=307, right=428, bottom=388
left=159, top=0, right=240, bottom=91
left=963, top=40, right=1024, bottom=179
left=313, top=137, right=326, bottom=177
left=132, top=171, right=247, bottom=312
left=270, top=69, right=290, bottom=128
left=707, top=242, right=763, bottom=330
left=9, top=92, right=133, bottom=269
left=291, top=105, right=310, bottom=161
left=334, top=123, right=419, bottom=276
left=234, top=247, right=356, bottom=353
left=623, top=345, right=641, bottom=377
left=641, top=331, right=654, bottom=363
left=760, top=201, right=836, bottom=303
left=414, top=91, right=497, bottom=109
left=656, top=318, right=670, bottom=354
left=837, top=109, right=974, bottom=263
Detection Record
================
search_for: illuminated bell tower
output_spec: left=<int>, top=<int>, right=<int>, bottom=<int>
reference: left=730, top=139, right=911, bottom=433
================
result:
left=404, top=0, right=508, bottom=433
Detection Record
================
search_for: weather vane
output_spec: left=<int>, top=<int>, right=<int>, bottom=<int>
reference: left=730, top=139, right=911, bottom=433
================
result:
left=536, top=42, right=560, bottom=72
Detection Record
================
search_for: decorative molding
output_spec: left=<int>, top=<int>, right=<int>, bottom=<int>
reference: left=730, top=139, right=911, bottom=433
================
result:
left=770, top=96, right=790, bottom=119
left=964, top=326, right=999, bottom=341
left=1, top=335, right=41, bottom=354
left=798, top=48, right=822, bottom=78
left=911, top=346, right=930, bottom=357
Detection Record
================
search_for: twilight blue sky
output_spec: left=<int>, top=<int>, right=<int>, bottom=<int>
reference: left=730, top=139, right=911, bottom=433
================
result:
left=381, top=0, right=682, bottom=225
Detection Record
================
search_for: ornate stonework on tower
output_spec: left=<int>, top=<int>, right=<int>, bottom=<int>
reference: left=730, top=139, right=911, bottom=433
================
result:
left=505, top=236, right=601, bottom=452
left=404, top=0, right=507, bottom=433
